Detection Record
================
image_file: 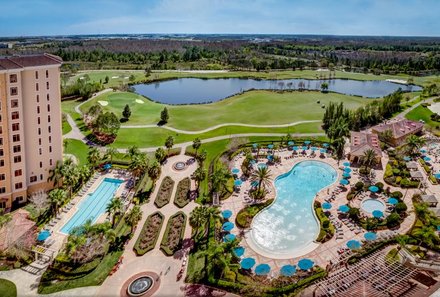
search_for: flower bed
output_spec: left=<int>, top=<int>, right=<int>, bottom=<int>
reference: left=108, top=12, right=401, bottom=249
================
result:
left=160, top=211, right=187, bottom=256
left=154, top=176, right=175, bottom=208
left=236, top=199, right=274, bottom=228
left=133, top=212, right=164, bottom=256
left=174, top=177, right=191, bottom=208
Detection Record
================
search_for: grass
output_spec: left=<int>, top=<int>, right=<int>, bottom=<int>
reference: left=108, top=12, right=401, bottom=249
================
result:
left=64, top=139, right=89, bottom=165
left=405, top=105, right=440, bottom=134
left=0, top=279, right=17, bottom=297
left=80, top=90, right=367, bottom=130
left=62, top=119, right=72, bottom=135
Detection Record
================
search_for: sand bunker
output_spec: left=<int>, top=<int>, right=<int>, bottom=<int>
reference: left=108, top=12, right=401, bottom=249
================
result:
left=98, top=100, right=109, bottom=106
left=429, top=103, right=440, bottom=115
left=111, top=76, right=119, bottom=79
left=135, top=99, right=145, bottom=104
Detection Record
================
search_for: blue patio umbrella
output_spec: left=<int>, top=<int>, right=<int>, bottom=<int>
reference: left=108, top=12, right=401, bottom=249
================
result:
left=369, top=185, right=379, bottom=193
left=388, top=197, right=398, bottom=205
left=342, top=172, right=351, bottom=178
left=252, top=143, right=258, bottom=148
left=240, top=257, right=256, bottom=269
left=222, top=222, right=234, bottom=231
left=311, top=147, right=318, bottom=151
left=298, top=259, right=314, bottom=270
left=344, top=167, right=352, bottom=173
left=280, top=265, right=296, bottom=276
left=224, top=233, right=236, bottom=242
left=255, top=264, right=271, bottom=275
left=234, top=179, right=243, bottom=187
left=103, top=163, right=112, bottom=170
left=304, top=140, right=311, bottom=145
left=372, top=210, right=384, bottom=218
left=437, top=226, right=440, bottom=231
left=347, top=240, right=362, bottom=250
left=231, top=168, right=240, bottom=174
left=268, top=144, right=274, bottom=149
left=343, top=162, right=350, bottom=167
left=37, top=230, right=51, bottom=241
left=322, top=202, right=332, bottom=210
left=323, top=143, right=329, bottom=148
left=338, top=205, right=350, bottom=213
left=288, top=141, right=294, bottom=146
left=403, top=156, right=411, bottom=161
left=364, top=232, right=378, bottom=241
left=339, top=179, right=349, bottom=186
left=251, top=181, right=259, bottom=187
left=302, top=146, right=308, bottom=151
left=267, top=155, right=274, bottom=161
left=320, top=148, right=327, bottom=153
left=233, top=246, right=245, bottom=257
left=222, top=210, right=232, bottom=219
left=292, top=146, right=299, bottom=151
left=424, top=156, right=431, bottom=162
left=435, top=173, right=440, bottom=180
left=420, top=149, right=427, bottom=154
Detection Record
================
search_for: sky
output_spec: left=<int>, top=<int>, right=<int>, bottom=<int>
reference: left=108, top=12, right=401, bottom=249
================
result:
left=0, top=0, right=439, bottom=37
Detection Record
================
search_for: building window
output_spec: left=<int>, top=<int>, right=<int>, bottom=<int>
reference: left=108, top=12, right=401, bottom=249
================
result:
left=39, top=148, right=42, bottom=155
left=15, top=182, right=23, bottom=190
left=0, top=187, right=5, bottom=194
left=40, top=174, right=43, bottom=180
left=0, top=149, right=3, bottom=156
left=46, top=70, right=49, bottom=78
left=16, top=196, right=24, bottom=202
left=12, top=134, right=20, bottom=142
left=36, top=83, right=39, bottom=91
left=11, top=111, right=19, bottom=120
left=48, top=136, right=51, bottom=143
left=46, top=82, right=49, bottom=90
left=14, top=156, right=21, bottom=163
left=0, top=174, right=5, bottom=180
left=9, top=74, right=17, bottom=83
left=38, top=138, right=41, bottom=145
left=37, top=95, right=39, bottom=103
left=48, top=126, right=51, bottom=133
left=30, top=176, right=37, bottom=183
left=39, top=161, right=43, bottom=168
left=0, top=138, right=2, bottom=145
left=13, top=145, right=20, bottom=153
left=35, top=71, right=39, bottom=79
left=14, top=169, right=22, bottom=177
left=47, top=115, right=51, bottom=122
left=38, top=128, right=41, bottom=135
left=47, top=105, right=50, bottom=112
left=12, top=123, right=19, bottom=131
left=49, top=159, right=53, bottom=166
left=10, top=87, right=18, bottom=96
left=49, top=146, right=52, bottom=153
left=37, top=106, right=40, bottom=114
left=47, top=94, right=50, bottom=101
left=0, top=126, right=2, bottom=134
left=11, top=99, right=18, bottom=108
left=0, top=160, right=4, bottom=167
left=37, top=117, right=40, bottom=125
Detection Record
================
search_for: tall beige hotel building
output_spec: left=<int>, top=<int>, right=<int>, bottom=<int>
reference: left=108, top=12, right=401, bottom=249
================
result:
left=0, top=54, right=63, bottom=210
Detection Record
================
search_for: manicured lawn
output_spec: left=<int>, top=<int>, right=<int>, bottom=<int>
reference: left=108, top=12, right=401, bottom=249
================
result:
left=62, top=119, right=72, bottom=135
left=64, top=139, right=89, bottom=165
left=405, top=105, right=440, bottom=133
left=80, top=90, right=366, bottom=131
left=0, top=279, right=17, bottom=297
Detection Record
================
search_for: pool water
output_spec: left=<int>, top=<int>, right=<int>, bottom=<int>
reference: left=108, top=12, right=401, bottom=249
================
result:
left=361, top=199, right=385, bottom=213
left=61, top=178, right=124, bottom=234
left=248, top=161, right=337, bottom=258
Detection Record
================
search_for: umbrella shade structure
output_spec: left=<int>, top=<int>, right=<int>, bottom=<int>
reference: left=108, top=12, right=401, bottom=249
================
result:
left=240, top=257, right=256, bottom=269
left=364, top=232, right=378, bottom=241
left=103, top=163, right=112, bottom=170
left=302, top=146, right=308, bottom=150
left=234, top=179, right=243, bottom=187
left=435, top=173, right=440, bottom=180
left=420, top=149, right=427, bottom=154
left=347, top=240, right=362, bottom=250
left=323, top=143, right=329, bottom=147
left=37, top=230, right=51, bottom=241
left=343, top=167, right=352, bottom=173
left=288, top=141, right=294, bottom=146
left=222, top=210, right=232, bottom=219
left=280, top=265, right=297, bottom=276
left=222, top=222, right=235, bottom=231
left=224, top=234, right=236, bottom=242
left=311, top=147, right=318, bottom=151
left=304, top=140, right=311, bottom=145
left=369, top=186, right=379, bottom=193
left=268, top=144, right=274, bottom=149
left=339, top=179, right=349, bottom=186
left=338, top=205, right=350, bottom=213
left=388, top=197, right=398, bottom=205
left=403, top=156, right=411, bottom=161
left=292, top=146, right=299, bottom=151
left=251, top=181, right=259, bottom=187
left=424, top=156, right=432, bottom=162
left=267, top=155, right=274, bottom=161
left=231, top=168, right=240, bottom=174
left=252, top=143, right=258, bottom=148
left=372, top=210, right=384, bottom=218
left=255, top=264, right=271, bottom=275
left=298, top=259, right=314, bottom=270
left=320, top=148, right=327, bottom=153
left=322, top=202, right=332, bottom=210
left=343, top=162, right=350, bottom=167
left=233, top=246, right=245, bottom=257
left=342, top=172, right=351, bottom=178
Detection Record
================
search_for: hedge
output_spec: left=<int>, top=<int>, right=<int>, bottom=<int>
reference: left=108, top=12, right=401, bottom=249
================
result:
left=154, top=176, right=175, bottom=208
left=160, top=211, right=187, bottom=256
left=173, top=177, right=191, bottom=208
left=235, top=199, right=273, bottom=228
left=315, top=206, right=335, bottom=242
left=133, top=212, right=164, bottom=256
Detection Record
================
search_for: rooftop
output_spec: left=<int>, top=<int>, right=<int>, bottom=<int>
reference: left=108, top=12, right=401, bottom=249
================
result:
left=372, top=119, right=424, bottom=139
left=406, top=161, right=419, bottom=170
left=421, top=194, right=438, bottom=204
left=0, top=54, right=62, bottom=70
left=350, top=131, right=382, bottom=157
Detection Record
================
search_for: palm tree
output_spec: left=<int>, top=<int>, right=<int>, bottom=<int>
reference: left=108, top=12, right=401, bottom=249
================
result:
left=105, top=147, right=118, bottom=165
left=155, top=147, right=167, bottom=164
left=125, top=206, right=142, bottom=233
left=128, top=145, right=141, bottom=161
left=332, top=137, right=346, bottom=164
left=414, top=203, right=430, bottom=223
left=165, top=136, right=174, bottom=154
left=147, top=161, right=161, bottom=181
left=200, top=240, right=235, bottom=278
left=198, top=149, right=207, bottom=165
left=191, top=167, right=206, bottom=190
left=192, top=138, right=202, bottom=158
left=48, top=188, right=67, bottom=215
left=48, top=160, right=65, bottom=187
left=250, top=166, right=272, bottom=192
left=395, top=234, right=410, bottom=250
left=362, top=148, right=377, bottom=173
left=63, top=165, right=80, bottom=198
left=413, top=226, right=438, bottom=248
left=87, top=147, right=101, bottom=167
left=189, top=206, right=208, bottom=238
left=106, top=197, right=123, bottom=228
left=210, top=166, right=232, bottom=195
left=405, top=135, right=426, bottom=156
left=105, top=229, right=117, bottom=244
left=129, top=153, right=148, bottom=179
left=78, top=165, right=92, bottom=185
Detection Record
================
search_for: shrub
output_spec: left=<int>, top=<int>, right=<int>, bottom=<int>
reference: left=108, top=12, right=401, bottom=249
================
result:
left=235, top=199, right=273, bottom=228
left=395, top=202, right=408, bottom=214
left=173, top=177, right=191, bottom=208
left=384, top=164, right=393, bottom=178
left=391, top=191, right=403, bottom=199
left=154, top=176, right=175, bottom=208
left=392, top=168, right=401, bottom=175
left=386, top=212, right=401, bottom=228
left=160, top=212, right=186, bottom=256
left=323, top=219, right=330, bottom=228
left=133, top=212, right=164, bottom=256
left=355, top=181, right=364, bottom=191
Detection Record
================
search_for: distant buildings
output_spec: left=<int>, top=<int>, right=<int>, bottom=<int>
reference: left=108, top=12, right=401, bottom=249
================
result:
left=0, top=54, right=63, bottom=210
left=348, top=131, right=382, bottom=164
left=371, top=119, right=424, bottom=147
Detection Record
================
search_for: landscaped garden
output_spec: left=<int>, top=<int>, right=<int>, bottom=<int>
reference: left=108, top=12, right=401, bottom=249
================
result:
left=154, top=176, right=175, bottom=208
left=174, top=177, right=191, bottom=208
left=160, top=212, right=187, bottom=256
left=134, top=212, right=164, bottom=256
left=0, top=278, right=17, bottom=297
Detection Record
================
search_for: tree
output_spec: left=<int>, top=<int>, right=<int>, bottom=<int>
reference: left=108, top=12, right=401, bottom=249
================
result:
left=104, top=76, right=109, bottom=84
left=192, top=138, right=202, bottom=157
left=148, top=161, right=161, bottom=181
left=192, top=167, right=207, bottom=190
left=87, top=147, right=101, bottom=168
left=62, top=164, right=80, bottom=198
left=250, top=167, right=272, bottom=192
left=160, top=107, right=169, bottom=123
left=198, top=149, right=207, bottom=165
left=48, top=188, right=66, bottom=215
left=122, top=104, right=131, bottom=120
left=105, top=147, right=118, bottom=165
left=413, top=226, right=438, bottom=248
left=189, top=206, right=209, bottom=238
left=155, top=147, right=167, bottom=164
left=125, top=206, right=142, bottom=233
left=128, top=145, right=141, bottom=161
left=106, top=197, right=123, bottom=228
left=405, top=135, right=426, bottom=156
left=48, top=160, right=64, bottom=187
left=165, top=136, right=174, bottom=154
left=210, top=166, right=232, bottom=195
left=86, top=104, right=103, bottom=123
left=321, top=82, right=329, bottom=92
left=129, top=74, right=136, bottom=82
left=28, top=190, right=49, bottom=217
left=332, top=137, right=346, bottom=163
left=92, top=112, right=121, bottom=136
left=129, top=153, right=149, bottom=179
left=362, top=149, right=377, bottom=173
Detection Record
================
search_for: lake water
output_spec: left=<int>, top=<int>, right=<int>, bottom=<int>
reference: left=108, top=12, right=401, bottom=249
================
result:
left=133, top=78, right=421, bottom=104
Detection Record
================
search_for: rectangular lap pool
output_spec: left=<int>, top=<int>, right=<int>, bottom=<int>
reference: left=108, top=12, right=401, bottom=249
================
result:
left=60, top=178, right=124, bottom=234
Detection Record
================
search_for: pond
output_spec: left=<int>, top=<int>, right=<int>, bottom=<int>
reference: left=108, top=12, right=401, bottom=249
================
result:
left=133, top=78, right=421, bottom=104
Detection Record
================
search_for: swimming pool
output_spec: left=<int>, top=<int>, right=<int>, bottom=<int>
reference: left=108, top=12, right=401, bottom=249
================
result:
left=248, top=161, right=337, bottom=258
left=60, top=178, right=124, bottom=234
left=361, top=199, right=385, bottom=214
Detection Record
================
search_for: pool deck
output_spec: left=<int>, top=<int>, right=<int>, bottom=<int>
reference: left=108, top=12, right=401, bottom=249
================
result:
left=221, top=148, right=417, bottom=274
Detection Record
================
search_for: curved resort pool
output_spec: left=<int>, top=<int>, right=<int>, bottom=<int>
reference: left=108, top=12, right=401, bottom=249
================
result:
left=361, top=199, right=386, bottom=214
left=247, top=161, right=337, bottom=259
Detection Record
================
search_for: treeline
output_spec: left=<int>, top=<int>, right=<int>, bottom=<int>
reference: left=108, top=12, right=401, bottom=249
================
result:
left=61, top=75, right=103, bottom=99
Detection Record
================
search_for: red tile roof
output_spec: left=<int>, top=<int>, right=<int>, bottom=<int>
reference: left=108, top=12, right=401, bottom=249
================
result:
left=0, top=54, right=62, bottom=70
left=372, top=119, right=423, bottom=139
left=350, top=131, right=382, bottom=157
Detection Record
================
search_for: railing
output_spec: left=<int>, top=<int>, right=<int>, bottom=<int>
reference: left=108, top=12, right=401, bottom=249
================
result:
left=399, top=248, right=440, bottom=272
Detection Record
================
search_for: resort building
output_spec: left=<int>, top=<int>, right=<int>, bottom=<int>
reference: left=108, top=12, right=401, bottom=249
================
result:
left=371, top=119, right=424, bottom=147
left=0, top=54, right=63, bottom=210
left=348, top=131, right=382, bottom=164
